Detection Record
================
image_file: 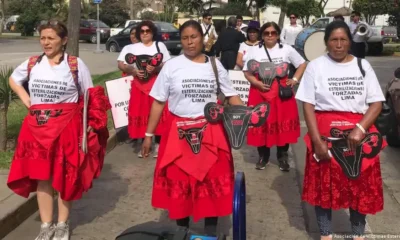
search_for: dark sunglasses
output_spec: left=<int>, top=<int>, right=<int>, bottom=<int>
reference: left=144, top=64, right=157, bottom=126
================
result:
left=290, top=16, right=296, bottom=19
left=262, top=31, right=278, bottom=37
left=140, top=29, right=151, bottom=34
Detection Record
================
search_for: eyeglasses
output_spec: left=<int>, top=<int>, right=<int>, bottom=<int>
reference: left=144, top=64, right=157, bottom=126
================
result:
left=140, top=29, right=151, bottom=34
left=290, top=17, right=296, bottom=19
left=262, top=31, right=278, bottom=37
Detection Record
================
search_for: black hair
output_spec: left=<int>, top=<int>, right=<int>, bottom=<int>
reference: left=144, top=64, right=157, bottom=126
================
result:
left=324, top=21, right=352, bottom=45
left=352, top=11, right=361, bottom=17
left=246, top=27, right=259, bottom=41
left=334, top=14, right=345, bottom=21
left=130, top=26, right=136, bottom=34
left=135, top=20, right=158, bottom=42
left=202, top=12, right=212, bottom=19
left=259, top=22, right=283, bottom=48
left=236, top=15, right=243, bottom=20
left=289, top=13, right=298, bottom=18
left=179, top=20, right=204, bottom=36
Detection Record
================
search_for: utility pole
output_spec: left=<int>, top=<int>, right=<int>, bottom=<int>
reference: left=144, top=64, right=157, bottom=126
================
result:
left=93, top=0, right=103, bottom=53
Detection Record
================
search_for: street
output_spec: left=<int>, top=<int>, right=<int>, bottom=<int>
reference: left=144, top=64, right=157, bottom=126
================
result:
left=1, top=39, right=400, bottom=239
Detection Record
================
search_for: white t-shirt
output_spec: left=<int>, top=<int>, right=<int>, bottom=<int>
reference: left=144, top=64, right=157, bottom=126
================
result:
left=201, top=23, right=218, bottom=44
left=150, top=55, right=238, bottom=118
left=280, top=24, right=303, bottom=46
left=243, top=43, right=305, bottom=71
left=117, top=41, right=171, bottom=67
left=11, top=54, right=93, bottom=105
left=238, top=42, right=259, bottom=63
left=295, top=54, right=385, bottom=114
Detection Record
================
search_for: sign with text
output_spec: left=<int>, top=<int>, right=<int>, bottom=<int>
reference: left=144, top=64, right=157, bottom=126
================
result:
left=229, top=70, right=250, bottom=105
left=105, top=76, right=133, bottom=129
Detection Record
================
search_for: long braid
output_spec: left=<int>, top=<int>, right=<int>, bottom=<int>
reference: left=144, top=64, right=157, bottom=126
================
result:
left=37, top=52, right=46, bottom=63
left=277, top=39, right=283, bottom=48
left=58, top=44, right=66, bottom=64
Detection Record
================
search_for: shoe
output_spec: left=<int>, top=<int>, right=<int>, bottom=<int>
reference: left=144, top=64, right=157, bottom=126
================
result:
left=278, top=152, right=290, bottom=172
left=255, top=157, right=269, bottom=170
left=138, top=151, right=143, bottom=158
left=153, top=143, right=160, bottom=158
left=34, top=222, right=55, bottom=240
left=53, top=222, right=70, bottom=240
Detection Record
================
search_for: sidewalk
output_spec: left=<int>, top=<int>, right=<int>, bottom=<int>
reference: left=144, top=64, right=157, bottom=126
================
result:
left=3, top=141, right=310, bottom=240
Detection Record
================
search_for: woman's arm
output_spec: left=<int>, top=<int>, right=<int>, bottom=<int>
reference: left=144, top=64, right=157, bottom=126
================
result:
left=118, top=61, right=136, bottom=76
left=236, top=52, right=244, bottom=69
left=227, top=95, right=244, bottom=106
left=145, top=100, right=166, bottom=134
left=244, top=71, right=269, bottom=92
left=9, top=77, right=30, bottom=108
left=293, top=62, right=307, bottom=81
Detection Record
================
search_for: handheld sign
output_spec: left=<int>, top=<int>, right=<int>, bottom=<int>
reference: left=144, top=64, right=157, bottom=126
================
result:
left=322, top=131, right=383, bottom=179
left=204, top=102, right=270, bottom=149
left=105, top=76, right=133, bottom=129
left=228, top=70, right=250, bottom=105
left=125, top=53, right=163, bottom=81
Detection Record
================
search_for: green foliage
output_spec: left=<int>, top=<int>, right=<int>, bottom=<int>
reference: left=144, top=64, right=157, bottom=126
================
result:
left=0, top=65, right=16, bottom=109
left=352, top=0, right=393, bottom=24
left=87, top=0, right=129, bottom=27
left=286, top=0, right=320, bottom=25
left=177, top=0, right=204, bottom=14
left=141, top=11, right=158, bottom=21
left=212, top=2, right=251, bottom=16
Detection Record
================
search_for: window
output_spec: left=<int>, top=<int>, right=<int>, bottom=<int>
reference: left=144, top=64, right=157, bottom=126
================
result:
left=157, top=22, right=178, bottom=32
left=311, top=19, right=329, bottom=29
left=80, top=21, right=89, bottom=28
left=89, top=21, right=109, bottom=28
left=122, top=25, right=136, bottom=35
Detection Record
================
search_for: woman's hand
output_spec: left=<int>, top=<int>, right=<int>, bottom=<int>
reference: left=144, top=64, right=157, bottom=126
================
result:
left=313, top=139, right=331, bottom=161
left=136, top=70, right=145, bottom=79
left=22, top=97, right=31, bottom=109
left=253, top=81, right=270, bottom=92
left=146, top=65, right=155, bottom=74
left=141, top=136, right=153, bottom=158
left=87, top=126, right=93, bottom=132
left=286, top=79, right=298, bottom=87
left=347, top=127, right=365, bottom=152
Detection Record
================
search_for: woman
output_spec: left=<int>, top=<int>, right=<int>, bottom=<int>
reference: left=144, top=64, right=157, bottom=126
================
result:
left=117, top=20, right=171, bottom=158
left=7, top=21, right=110, bottom=240
left=243, top=22, right=307, bottom=171
left=142, top=20, right=243, bottom=235
left=295, top=21, right=385, bottom=240
left=119, top=26, right=139, bottom=77
left=235, top=20, right=260, bottom=69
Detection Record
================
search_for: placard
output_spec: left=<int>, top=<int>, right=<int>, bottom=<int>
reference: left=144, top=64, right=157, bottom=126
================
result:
left=229, top=70, right=250, bottom=105
left=105, top=76, right=133, bottom=129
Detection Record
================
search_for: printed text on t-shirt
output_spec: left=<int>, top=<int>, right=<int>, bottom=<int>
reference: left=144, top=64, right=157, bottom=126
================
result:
left=181, top=79, right=214, bottom=103
left=30, top=79, right=68, bottom=103
left=327, top=76, right=364, bottom=100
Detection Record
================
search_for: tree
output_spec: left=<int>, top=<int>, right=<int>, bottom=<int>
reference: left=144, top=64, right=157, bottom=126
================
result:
left=286, top=0, right=320, bottom=26
left=0, top=66, right=17, bottom=151
left=316, top=0, right=328, bottom=17
left=212, top=2, right=251, bottom=16
left=177, top=0, right=204, bottom=15
left=352, top=0, right=392, bottom=24
left=264, top=0, right=288, bottom=28
left=0, top=0, right=4, bottom=35
left=66, top=0, right=81, bottom=57
left=92, top=0, right=129, bottom=27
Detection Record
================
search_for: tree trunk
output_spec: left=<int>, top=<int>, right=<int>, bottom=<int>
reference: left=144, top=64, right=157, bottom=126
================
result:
left=0, top=105, right=7, bottom=152
left=0, top=0, right=4, bottom=36
left=129, top=0, right=134, bottom=19
left=66, top=0, right=81, bottom=57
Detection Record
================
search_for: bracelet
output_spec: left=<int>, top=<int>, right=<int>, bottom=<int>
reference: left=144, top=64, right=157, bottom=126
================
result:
left=292, top=77, right=299, bottom=83
left=145, top=133, right=154, bottom=137
left=355, top=123, right=366, bottom=134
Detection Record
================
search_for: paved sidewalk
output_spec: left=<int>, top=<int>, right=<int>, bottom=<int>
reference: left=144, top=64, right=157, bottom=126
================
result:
left=4, top=142, right=310, bottom=240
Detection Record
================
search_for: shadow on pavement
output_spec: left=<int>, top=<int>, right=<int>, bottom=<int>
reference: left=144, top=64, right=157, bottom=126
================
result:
left=69, top=163, right=129, bottom=231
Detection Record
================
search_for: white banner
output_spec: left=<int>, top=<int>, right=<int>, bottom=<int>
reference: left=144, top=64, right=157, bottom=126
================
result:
left=105, top=76, right=133, bottom=129
left=228, top=70, right=250, bottom=105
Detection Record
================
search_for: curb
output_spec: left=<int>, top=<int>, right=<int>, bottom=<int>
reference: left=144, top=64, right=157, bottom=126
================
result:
left=0, top=128, right=119, bottom=239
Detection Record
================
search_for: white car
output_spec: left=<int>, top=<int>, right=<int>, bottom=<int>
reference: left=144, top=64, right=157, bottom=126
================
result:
left=110, top=20, right=141, bottom=36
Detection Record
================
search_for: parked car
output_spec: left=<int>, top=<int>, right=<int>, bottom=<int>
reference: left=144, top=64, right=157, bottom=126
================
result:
left=80, top=19, right=111, bottom=44
left=110, top=19, right=142, bottom=37
left=384, top=68, right=400, bottom=147
left=105, top=21, right=182, bottom=55
left=309, top=17, right=398, bottom=55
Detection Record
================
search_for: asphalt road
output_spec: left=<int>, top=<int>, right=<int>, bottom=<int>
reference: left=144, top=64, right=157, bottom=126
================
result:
left=1, top=39, right=400, bottom=239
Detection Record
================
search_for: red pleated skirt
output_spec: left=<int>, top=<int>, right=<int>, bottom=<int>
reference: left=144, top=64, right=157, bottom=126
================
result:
left=152, top=113, right=234, bottom=222
left=7, top=103, right=105, bottom=201
left=247, top=77, right=300, bottom=147
left=302, top=111, right=385, bottom=214
left=127, top=76, right=169, bottom=139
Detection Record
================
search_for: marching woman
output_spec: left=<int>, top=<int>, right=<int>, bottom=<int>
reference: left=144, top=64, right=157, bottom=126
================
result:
left=243, top=22, right=307, bottom=171
left=235, top=20, right=260, bottom=69
left=118, top=25, right=139, bottom=77
left=7, top=21, right=110, bottom=240
left=295, top=21, right=385, bottom=240
left=117, top=20, right=171, bottom=158
left=142, top=20, right=243, bottom=235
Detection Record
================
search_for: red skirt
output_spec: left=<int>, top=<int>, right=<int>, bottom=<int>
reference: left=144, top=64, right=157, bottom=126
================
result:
left=127, top=75, right=169, bottom=139
left=152, top=113, right=234, bottom=222
left=302, top=111, right=386, bottom=214
left=247, top=77, right=300, bottom=147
